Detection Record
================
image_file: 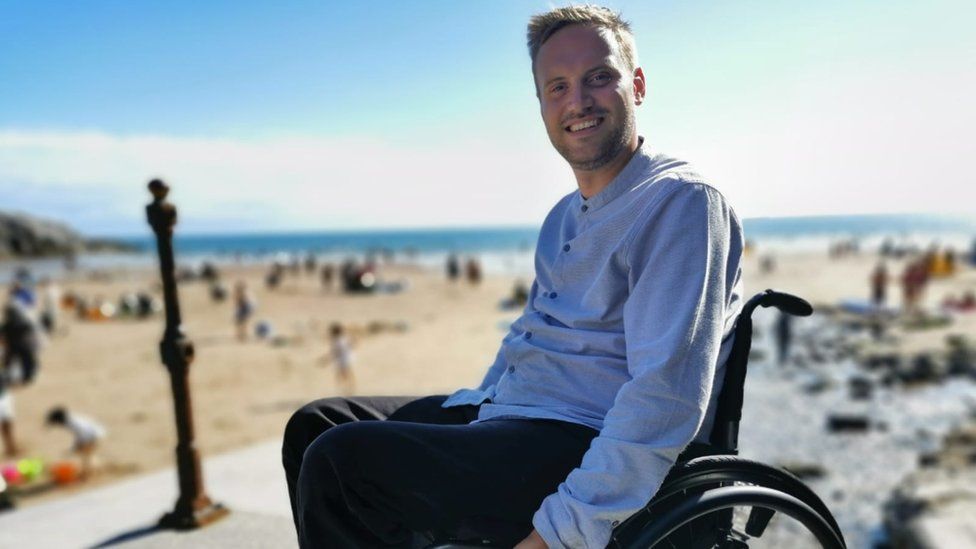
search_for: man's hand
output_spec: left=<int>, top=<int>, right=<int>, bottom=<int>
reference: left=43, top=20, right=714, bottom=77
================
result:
left=514, top=529, right=548, bottom=549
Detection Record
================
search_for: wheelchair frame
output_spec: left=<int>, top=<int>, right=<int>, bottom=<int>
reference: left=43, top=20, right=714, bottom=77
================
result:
left=429, top=290, right=847, bottom=549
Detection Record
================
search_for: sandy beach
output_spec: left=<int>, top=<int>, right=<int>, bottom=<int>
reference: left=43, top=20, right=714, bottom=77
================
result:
left=3, top=248, right=975, bottom=516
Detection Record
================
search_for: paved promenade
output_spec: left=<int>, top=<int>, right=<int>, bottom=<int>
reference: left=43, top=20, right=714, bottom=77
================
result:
left=0, top=440, right=296, bottom=548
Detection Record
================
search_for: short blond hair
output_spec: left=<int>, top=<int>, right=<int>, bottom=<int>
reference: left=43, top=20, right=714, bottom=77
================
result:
left=527, top=5, right=638, bottom=73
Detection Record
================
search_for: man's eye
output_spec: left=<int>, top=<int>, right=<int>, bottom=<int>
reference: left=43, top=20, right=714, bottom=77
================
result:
left=589, top=73, right=611, bottom=85
left=550, top=84, right=566, bottom=94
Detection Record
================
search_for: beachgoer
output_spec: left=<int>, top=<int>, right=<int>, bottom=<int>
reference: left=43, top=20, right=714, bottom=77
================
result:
left=320, top=263, right=335, bottom=292
left=38, top=277, right=61, bottom=335
left=266, top=262, right=284, bottom=290
left=774, top=311, right=793, bottom=365
left=0, top=372, right=17, bottom=457
left=325, top=323, right=355, bottom=396
left=465, top=256, right=482, bottom=285
left=512, top=280, right=529, bottom=307
left=901, top=258, right=929, bottom=315
left=305, top=253, right=318, bottom=275
left=45, top=406, right=106, bottom=479
left=870, top=261, right=888, bottom=307
left=233, top=281, right=255, bottom=341
left=446, top=253, right=460, bottom=282
left=283, top=7, right=743, bottom=549
left=1, top=286, right=41, bottom=385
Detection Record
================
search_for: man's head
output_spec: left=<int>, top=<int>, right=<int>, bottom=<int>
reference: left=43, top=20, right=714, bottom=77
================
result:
left=527, top=5, right=645, bottom=173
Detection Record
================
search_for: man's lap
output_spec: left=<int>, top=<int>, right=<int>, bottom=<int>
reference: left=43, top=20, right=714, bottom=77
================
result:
left=290, top=394, right=598, bottom=544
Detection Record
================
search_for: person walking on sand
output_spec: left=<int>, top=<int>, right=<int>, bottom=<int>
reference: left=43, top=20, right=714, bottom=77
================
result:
left=870, top=261, right=888, bottom=308
left=233, top=281, right=256, bottom=341
left=284, top=6, right=742, bottom=548
left=324, top=323, right=355, bottom=396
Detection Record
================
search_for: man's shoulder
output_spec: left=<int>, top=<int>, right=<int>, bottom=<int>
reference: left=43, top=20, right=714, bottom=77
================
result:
left=632, top=153, right=731, bottom=212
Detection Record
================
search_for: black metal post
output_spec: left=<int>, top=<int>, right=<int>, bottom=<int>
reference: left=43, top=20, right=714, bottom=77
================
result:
left=146, top=179, right=229, bottom=529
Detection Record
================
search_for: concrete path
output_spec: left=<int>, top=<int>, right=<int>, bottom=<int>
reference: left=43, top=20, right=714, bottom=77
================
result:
left=0, top=439, right=296, bottom=549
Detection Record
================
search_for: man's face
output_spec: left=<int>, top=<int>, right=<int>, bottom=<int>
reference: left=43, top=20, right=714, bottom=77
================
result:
left=534, top=24, right=644, bottom=172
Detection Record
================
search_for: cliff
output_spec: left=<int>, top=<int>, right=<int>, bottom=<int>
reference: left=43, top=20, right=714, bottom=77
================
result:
left=0, top=210, right=134, bottom=258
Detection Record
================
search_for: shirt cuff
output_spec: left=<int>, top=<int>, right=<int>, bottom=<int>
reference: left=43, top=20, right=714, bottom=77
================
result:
left=532, top=491, right=616, bottom=549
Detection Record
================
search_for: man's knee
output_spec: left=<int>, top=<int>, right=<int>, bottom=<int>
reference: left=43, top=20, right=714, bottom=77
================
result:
left=297, top=422, right=370, bottom=488
left=282, top=397, right=349, bottom=463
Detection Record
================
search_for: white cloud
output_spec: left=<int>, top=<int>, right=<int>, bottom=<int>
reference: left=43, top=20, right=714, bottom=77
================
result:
left=0, top=129, right=573, bottom=234
left=2, top=51, right=973, bottom=236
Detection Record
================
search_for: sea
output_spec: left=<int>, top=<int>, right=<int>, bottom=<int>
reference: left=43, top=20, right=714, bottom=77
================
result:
left=1, top=213, right=975, bottom=283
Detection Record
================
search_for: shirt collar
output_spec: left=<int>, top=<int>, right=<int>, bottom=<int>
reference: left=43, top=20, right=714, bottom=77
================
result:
left=577, top=137, right=652, bottom=213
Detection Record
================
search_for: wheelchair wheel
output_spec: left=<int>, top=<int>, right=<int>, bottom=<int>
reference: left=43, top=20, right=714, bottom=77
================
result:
left=610, top=456, right=845, bottom=549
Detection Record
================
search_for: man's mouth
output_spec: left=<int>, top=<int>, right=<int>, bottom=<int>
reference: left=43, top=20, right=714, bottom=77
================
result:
left=565, top=117, right=604, bottom=133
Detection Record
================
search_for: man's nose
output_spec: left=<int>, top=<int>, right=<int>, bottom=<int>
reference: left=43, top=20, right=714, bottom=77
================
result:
left=568, top=84, right=594, bottom=115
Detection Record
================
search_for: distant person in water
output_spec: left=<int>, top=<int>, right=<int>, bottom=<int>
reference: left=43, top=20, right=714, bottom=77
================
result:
left=234, top=281, right=256, bottom=341
left=46, top=406, right=106, bottom=479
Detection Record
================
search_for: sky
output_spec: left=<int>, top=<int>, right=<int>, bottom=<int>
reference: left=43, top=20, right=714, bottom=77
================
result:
left=1, top=0, right=974, bottom=235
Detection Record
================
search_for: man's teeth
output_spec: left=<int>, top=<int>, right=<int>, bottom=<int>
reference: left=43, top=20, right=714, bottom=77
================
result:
left=569, top=119, right=600, bottom=132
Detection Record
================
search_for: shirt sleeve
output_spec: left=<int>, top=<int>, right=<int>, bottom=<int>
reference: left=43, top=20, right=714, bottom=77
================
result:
left=442, top=280, right=540, bottom=407
left=533, top=183, right=742, bottom=548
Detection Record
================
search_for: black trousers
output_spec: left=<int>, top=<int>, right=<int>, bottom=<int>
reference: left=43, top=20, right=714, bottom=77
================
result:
left=2, top=344, right=38, bottom=384
left=282, top=395, right=598, bottom=549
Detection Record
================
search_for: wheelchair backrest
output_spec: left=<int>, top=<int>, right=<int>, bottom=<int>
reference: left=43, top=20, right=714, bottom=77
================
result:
left=708, top=290, right=813, bottom=453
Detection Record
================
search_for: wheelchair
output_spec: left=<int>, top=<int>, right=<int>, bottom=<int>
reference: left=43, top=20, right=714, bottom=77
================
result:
left=427, top=290, right=847, bottom=549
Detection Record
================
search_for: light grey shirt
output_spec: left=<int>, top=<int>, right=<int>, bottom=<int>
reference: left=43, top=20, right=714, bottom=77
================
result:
left=443, top=140, right=744, bottom=548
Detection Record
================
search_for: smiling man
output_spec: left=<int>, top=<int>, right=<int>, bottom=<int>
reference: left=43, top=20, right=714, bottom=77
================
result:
left=283, top=5, right=743, bottom=548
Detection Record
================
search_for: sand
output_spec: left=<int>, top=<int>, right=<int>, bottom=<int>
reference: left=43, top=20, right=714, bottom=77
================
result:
left=3, top=249, right=975, bottom=506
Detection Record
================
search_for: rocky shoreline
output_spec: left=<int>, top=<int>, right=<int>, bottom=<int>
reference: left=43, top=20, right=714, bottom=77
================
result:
left=0, top=211, right=134, bottom=258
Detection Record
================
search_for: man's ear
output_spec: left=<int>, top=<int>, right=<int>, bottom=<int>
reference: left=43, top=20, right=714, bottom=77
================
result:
left=633, top=67, right=646, bottom=106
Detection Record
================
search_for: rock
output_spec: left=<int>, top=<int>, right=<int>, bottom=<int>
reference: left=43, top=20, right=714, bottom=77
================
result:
left=0, top=210, right=135, bottom=258
left=884, top=420, right=976, bottom=547
left=826, top=414, right=871, bottom=433
left=883, top=467, right=976, bottom=549
left=848, top=375, right=874, bottom=400
left=946, top=335, right=976, bottom=377
left=888, top=353, right=949, bottom=385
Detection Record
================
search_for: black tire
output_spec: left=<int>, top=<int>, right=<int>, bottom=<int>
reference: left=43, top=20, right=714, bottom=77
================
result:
left=634, top=485, right=845, bottom=549
left=610, top=456, right=845, bottom=549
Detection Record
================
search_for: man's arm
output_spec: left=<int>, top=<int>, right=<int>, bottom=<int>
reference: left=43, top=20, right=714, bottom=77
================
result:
left=532, top=183, right=743, bottom=549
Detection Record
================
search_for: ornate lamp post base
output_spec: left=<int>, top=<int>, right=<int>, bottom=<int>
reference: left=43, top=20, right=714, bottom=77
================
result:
left=159, top=498, right=230, bottom=530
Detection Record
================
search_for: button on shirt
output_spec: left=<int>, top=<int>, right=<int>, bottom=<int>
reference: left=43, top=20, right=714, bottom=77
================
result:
left=443, top=139, right=744, bottom=549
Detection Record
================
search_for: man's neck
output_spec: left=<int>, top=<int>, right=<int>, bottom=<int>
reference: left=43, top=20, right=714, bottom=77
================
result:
left=573, top=137, right=640, bottom=199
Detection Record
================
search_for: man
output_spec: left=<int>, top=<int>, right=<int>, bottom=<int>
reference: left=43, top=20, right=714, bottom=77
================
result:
left=283, top=5, right=743, bottom=548
left=2, top=284, right=41, bottom=386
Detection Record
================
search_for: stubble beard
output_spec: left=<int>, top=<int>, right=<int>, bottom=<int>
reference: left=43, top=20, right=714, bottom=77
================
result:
left=553, top=110, right=635, bottom=172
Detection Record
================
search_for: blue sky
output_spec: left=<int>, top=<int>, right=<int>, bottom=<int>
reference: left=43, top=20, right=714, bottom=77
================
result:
left=1, top=0, right=973, bottom=235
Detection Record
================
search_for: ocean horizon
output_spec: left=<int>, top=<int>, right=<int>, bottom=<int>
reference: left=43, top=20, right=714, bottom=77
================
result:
left=2, top=213, right=974, bottom=284
left=101, top=212, right=976, bottom=257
